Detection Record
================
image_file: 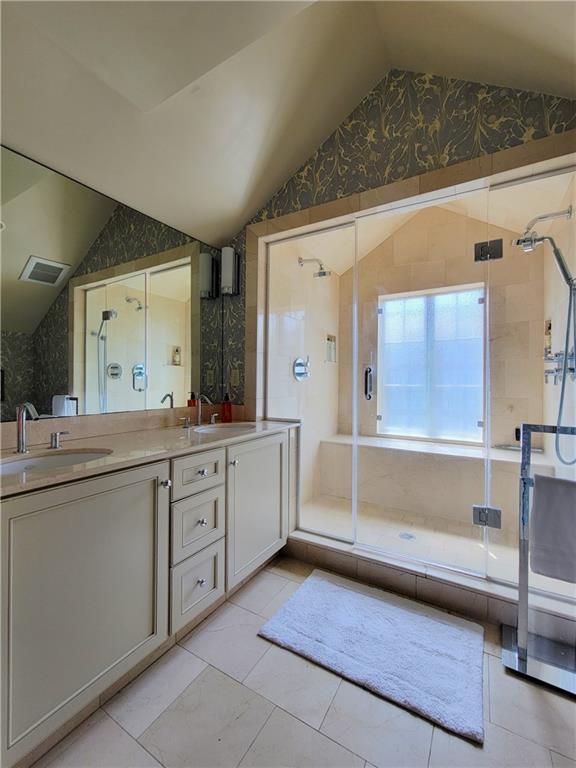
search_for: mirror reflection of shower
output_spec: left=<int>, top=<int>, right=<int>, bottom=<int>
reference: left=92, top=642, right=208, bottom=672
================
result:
left=511, top=205, right=575, bottom=464
left=125, top=296, right=144, bottom=311
left=95, top=309, right=117, bottom=413
left=298, top=256, right=332, bottom=278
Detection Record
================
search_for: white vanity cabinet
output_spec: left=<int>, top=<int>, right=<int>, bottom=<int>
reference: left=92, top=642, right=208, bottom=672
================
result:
left=0, top=462, right=170, bottom=768
left=226, top=431, right=289, bottom=589
left=0, top=425, right=295, bottom=768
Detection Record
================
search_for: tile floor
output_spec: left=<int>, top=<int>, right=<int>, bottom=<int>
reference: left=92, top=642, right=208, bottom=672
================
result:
left=35, top=557, right=576, bottom=768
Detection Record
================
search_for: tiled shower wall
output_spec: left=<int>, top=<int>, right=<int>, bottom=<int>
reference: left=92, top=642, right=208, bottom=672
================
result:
left=226, top=69, right=576, bottom=403
left=339, top=206, right=545, bottom=446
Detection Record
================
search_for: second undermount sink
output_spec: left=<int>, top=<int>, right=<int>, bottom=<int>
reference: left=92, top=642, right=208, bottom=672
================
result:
left=194, top=422, right=256, bottom=435
left=0, top=449, right=113, bottom=477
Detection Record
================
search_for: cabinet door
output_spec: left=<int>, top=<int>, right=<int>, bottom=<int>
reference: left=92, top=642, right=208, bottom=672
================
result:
left=226, top=432, right=288, bottom=589
left=1, top=462, right=170, bottom=768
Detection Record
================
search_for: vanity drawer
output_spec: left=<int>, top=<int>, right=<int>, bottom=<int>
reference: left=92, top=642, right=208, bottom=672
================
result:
left=170, top=538, right=225, bottom=633
left=171, top=486, right=225, bottom=565
left=171, top=448, right=225, bottom=500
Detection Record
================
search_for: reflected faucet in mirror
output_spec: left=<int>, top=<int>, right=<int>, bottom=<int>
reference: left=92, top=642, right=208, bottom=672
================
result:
left=161, top=391, right=174, bottom=408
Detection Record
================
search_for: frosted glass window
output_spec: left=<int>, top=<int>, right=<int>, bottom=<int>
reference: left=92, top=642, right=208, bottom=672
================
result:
left=377, top=285, right=484, bottom=442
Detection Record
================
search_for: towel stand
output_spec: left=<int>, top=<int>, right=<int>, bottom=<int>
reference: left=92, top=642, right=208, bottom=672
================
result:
left=501, top=423, right=576, bottom=694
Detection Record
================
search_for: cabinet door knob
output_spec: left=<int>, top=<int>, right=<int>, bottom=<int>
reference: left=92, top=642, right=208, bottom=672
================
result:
left=160, top=479, right=172, bottom=488
left=230, top=459, right=239, bottom=467
left=198, top=468, right=208, bottom=477
left=198, top=517, right=208, bottom=527
left=197, top=578, right=207, bottom=587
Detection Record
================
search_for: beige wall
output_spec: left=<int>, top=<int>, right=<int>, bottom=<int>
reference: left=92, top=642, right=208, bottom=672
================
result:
left=339, top=206, right=545, bottom=447
left=267, top=242, right=342, bottom=503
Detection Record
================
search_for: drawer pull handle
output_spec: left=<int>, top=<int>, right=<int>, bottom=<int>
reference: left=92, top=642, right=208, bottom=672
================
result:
left=160, top=479, right=172, bottom=489
left=198, top=517, right=209, bottom=527
left=197, top=468, right=208, bottom=477
left=197, top=578, right=207, bottom=587
left=230, top=459, right=239, bottom=467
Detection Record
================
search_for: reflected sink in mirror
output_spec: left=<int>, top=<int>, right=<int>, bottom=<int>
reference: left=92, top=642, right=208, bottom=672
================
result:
left=0, top=449, right=113, bottom=477
left=194, top=423, right=256, bottom=435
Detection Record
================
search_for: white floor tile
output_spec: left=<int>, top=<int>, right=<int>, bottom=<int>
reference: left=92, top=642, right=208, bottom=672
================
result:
left=139, top=666, right=274, bottom=768
left=488, top=655, right=576, bottom=759
left=103, top=645, right=207, bottom=737
left=259, top=580, right=301, bottom=619
left=35, top=710, right=160, bottom=768
left=239, top=707, right=364, bottom=768
left=243, top=645, right=341, bottom=728
left=429, top=721, right=553, bottom=767
left=179, top=602, right=270, bottom=681
left=321, top=680, right=433, bottom=768
left=229, top=571, right=290, bottom=614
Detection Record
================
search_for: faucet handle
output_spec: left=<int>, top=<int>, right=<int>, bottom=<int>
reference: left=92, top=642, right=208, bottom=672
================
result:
left=50, top=431, right=69, bottom=449
left=179, top=417, right=191, bottom=429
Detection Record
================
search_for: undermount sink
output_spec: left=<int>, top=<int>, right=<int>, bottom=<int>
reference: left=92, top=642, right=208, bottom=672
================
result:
left=194, top=423, right=256, bottom=435
left=0, top=449, right=113, bottom=477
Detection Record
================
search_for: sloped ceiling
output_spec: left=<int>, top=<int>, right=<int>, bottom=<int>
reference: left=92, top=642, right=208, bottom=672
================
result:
left=1, top=148, right=117, bottom=333
left=2, top=1, right=575, bottom=247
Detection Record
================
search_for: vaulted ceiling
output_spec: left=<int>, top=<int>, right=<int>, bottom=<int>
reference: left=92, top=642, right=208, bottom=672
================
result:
left=2, top=2, right=575, bottom=246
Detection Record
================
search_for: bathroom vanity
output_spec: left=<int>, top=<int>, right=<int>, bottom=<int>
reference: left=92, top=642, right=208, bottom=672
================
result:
left=0, top=421, right=296, bottom=768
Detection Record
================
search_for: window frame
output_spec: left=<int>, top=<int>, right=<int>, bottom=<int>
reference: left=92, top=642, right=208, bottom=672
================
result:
left=376, top=282, right=486, bottom=446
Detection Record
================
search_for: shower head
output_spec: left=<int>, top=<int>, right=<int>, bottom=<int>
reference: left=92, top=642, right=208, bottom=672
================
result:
left=511, top=232, right=542, bottom=253
left=298, top=256, right=332, bottom=278
left=125, top=296, right=143, bottom=311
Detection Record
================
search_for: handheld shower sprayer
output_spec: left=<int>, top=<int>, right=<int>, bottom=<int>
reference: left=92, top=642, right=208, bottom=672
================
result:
left=511, top=205, right=575, bottom=464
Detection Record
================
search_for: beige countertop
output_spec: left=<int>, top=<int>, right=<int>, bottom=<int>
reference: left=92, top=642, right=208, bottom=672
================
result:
left=0, top=421, right=297, bottom=498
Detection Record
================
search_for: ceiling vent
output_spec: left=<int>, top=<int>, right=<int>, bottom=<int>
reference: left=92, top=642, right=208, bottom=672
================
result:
left=19, top=255, right=71, bottom=286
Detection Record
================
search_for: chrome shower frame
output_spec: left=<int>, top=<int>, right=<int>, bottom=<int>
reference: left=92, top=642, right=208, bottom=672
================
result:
left=501, top=423, right=576, bottom=694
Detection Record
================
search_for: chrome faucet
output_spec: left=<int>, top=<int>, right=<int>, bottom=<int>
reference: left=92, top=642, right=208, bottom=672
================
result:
left=161, top=391, right=174, bottom=408
left=197, top=393, right=213, bottom=426
left=15, top=402, right=39, bottom=454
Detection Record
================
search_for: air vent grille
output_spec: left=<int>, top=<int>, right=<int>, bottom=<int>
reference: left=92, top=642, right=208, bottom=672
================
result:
left=19, top=256, right=71, bottom=286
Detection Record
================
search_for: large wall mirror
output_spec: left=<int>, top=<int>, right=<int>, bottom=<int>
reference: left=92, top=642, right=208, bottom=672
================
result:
left=0, top=146, right=224, bottom=422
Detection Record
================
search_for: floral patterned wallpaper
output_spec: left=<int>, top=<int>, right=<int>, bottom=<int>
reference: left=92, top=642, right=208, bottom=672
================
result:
left=0, top=331, right=35, bottom=421
left=1, top=203, right=222, bottom=419
left=224, top=68, right=576, bottom=403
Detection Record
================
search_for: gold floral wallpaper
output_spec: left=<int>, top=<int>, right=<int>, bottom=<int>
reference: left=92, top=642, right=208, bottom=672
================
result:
left=224, top=68, right=576, bottom=402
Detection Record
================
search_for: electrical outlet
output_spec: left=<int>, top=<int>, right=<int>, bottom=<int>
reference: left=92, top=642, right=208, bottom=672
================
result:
left=205, top=369, right=214, bottom=385
left=230, top=369, right=240, bottom=387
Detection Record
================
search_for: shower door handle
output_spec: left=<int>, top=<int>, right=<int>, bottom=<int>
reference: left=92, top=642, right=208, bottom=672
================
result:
left=132, top=363, right=147, bottom=392
left=364, top=366, right=373, bottom=401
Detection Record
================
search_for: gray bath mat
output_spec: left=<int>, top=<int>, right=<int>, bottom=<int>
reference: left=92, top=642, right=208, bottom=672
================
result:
left=258, top=569, right=484, bottom=743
